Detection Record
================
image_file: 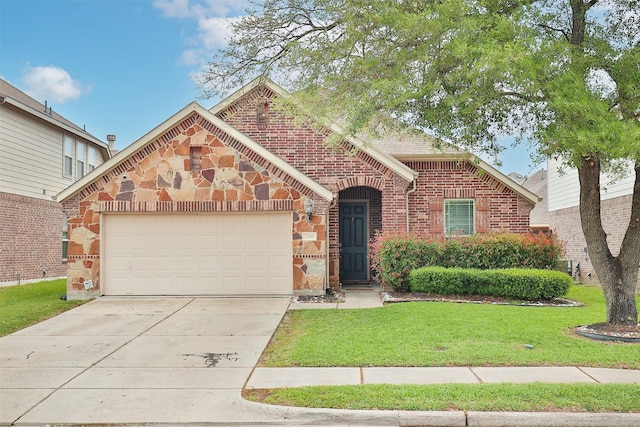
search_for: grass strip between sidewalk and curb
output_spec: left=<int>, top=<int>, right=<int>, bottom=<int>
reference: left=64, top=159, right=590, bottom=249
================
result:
left=0, top=279, right=85, bottom=336
left=243, top=383, right=640, bottom=412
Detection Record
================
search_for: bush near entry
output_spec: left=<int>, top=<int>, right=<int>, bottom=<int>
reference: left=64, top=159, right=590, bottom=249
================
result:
left=409, top=266, right=573, bottom=300
left=370, top=232, right=565, bottom=291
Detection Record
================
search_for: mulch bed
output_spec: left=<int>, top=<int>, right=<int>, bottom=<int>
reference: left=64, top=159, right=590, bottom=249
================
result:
left=574, top=322, right=640, bottom=341
left=382, top=291, right=583, bottom=307
left=291, top=290, right=345, bottom=303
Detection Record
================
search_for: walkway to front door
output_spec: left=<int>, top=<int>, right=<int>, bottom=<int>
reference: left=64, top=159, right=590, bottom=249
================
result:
left=339, top=201, right=368, bottom=282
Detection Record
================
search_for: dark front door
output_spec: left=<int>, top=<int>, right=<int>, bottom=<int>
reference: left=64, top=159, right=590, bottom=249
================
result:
left=339, top=202, right=368, bottom=282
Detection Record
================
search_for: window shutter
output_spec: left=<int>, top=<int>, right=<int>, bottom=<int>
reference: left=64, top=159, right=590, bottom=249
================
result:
left=429, top=198, right=444, bottom=233
left=476, top=197, right=490, bottom=233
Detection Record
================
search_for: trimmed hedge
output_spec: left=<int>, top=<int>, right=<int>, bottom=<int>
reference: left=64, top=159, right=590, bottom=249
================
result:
left=370, top=232, right=566, bottom=291
left=409, top=266, right=573, bottom=300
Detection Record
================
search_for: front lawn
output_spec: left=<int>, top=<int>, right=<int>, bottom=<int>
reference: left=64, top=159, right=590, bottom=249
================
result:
left=250, top=285, right=640, bottom=412
left=0, top=279, right=85, bottom=336
left=261, top=285, right=640, bottom=368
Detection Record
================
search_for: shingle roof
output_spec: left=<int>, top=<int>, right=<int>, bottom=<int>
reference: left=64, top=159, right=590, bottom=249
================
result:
left=367, top=131, right=461, bottom=157
left=0, top=78, right=101, bottom=141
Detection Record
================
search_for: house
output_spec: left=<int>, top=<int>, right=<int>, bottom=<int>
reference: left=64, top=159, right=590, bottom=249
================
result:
left=519, top=169, right=550, bottom=233
left=545, top=157, right=639, bottom=288
left=58, top=78, right=538, bottom=299
left=0, top=78, right=111, bottom=286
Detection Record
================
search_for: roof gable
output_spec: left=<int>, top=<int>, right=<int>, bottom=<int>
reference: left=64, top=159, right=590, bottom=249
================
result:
left=57, top=102, right=333, bottom=202
left=210, top=78, right=417, bottom=183
left=396, top=153, right=539, bottom=204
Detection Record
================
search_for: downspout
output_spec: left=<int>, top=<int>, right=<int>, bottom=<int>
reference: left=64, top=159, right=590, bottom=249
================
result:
left=406, top=179, right=417, bottom=233
left=326, top=195, right=338, bottom=291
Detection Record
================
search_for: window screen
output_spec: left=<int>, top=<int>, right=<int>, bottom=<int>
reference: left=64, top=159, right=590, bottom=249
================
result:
left=445, top=199, right=474, bottom=235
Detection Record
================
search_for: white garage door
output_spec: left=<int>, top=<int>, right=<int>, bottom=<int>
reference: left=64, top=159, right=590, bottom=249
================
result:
left=103, top=213, right=292, bottom=296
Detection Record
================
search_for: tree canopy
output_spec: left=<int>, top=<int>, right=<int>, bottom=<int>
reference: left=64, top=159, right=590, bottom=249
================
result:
left=200, top=0, right=640, bottom=168
left=199, top=0, right=640, bottom=326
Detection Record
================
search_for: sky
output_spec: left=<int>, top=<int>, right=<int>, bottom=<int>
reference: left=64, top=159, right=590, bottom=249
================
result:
left=0, top=0, right=540, bottom=176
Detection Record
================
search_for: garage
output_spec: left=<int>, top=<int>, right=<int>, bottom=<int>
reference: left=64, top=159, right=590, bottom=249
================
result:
left=102, top=212, right=292, bottom=296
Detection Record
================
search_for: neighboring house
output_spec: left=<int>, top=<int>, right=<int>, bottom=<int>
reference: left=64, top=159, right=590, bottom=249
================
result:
left=58, top=78, right=538, bottom=299
left=519, top=169, right=549, bottom=232
left=545, top=156, right=639, bottom=288
left=0, top=79, right=111, bottom=285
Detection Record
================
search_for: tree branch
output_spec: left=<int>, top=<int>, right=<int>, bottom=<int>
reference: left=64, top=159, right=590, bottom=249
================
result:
left=538, top=23, right=570, bottom=42
left=499, top=90, right=545, bottom=103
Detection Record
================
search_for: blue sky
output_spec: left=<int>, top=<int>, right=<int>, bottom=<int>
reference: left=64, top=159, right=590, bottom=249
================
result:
left=0, top=0, right=540, bottom=176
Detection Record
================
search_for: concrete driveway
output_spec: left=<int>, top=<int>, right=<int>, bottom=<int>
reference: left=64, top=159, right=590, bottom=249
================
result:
left=3, top=296, right=640, bottom=427
left=0, top=296, right=299, bottom=425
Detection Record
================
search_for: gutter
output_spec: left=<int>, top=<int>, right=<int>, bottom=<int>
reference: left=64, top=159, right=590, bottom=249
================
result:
left=406, top=179, right=417, bottom=233
left=1, top=96, right=109, bottom=150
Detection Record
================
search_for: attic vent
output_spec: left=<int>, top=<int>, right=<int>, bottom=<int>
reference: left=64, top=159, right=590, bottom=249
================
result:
left=256, top=102, right=269, bottom=129
left=190, top=146, right=202, bottom=172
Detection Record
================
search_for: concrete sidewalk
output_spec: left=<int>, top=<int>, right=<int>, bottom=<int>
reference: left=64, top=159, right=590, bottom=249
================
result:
left=247, top=366, right=640, bottom=388
left=273, top=286, right=640, bottom=387
left=1, top=290, right=639, bottom=427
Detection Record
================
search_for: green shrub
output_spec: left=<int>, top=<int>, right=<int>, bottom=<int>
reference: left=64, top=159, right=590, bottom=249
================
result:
left=409, top=267, right=573, bottom=300
left=370, top=232, right=443, bottom=291
left=371, top=232, right=565, bottom=290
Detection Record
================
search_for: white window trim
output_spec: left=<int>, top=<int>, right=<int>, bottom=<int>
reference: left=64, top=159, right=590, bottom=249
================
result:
left=63, top=136, right=74, bottom=178
left=63, top=135, right=94, bottom=180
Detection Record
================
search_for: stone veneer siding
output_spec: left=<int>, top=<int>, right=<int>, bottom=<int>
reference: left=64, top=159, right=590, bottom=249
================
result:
left=0, top=192, right=66, bottom=285
left=62, top=112, right=329, bottom=299
left=548, top=194, right=640, bottom=291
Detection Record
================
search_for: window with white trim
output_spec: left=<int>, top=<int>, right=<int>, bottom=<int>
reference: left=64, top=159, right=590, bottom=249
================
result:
left=63, top=135, right=95, bottom=179
left=63, top=136, right=74, bottom=177
left=76, top=141, right=86, bottom=179
left=445, top=199, right=475, bottom=235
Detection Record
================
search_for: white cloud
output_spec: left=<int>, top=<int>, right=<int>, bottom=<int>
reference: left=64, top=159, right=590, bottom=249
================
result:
left=179, top=49, right=202, bottom=66
left=153, top=0, right=194, bottom=18
left=154, top=0, right=247, bottom=19
left=197, top=15, right=241, bottom=49
left=154, top=0, right=248, bottom=53
left=586, top=68, right=617, bottom=100
left=22, top=66, right=92, bottom=103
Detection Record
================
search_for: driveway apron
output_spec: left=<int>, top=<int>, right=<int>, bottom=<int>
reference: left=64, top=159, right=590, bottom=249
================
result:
left=0, top=296, right=291, bottom=425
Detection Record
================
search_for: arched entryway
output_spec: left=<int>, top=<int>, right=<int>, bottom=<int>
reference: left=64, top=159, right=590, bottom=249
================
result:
left=337, top=186, right=382, bottom=283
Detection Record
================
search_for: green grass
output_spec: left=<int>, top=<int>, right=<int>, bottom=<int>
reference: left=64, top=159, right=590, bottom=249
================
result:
left=252, top=285, right=640, bottom=412
left=245, top=383, right=640, bottom=412
left=0, top=279, right=85, bottom=336
left=261, top=285, right=640, bottom=368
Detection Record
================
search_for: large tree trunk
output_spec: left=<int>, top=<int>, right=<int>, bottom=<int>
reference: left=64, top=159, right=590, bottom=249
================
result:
left=578, top=156, right=640, bottom=327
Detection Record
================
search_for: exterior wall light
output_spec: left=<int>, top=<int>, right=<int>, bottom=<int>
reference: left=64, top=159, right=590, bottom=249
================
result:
left=305, top=199, right=313, bottom=221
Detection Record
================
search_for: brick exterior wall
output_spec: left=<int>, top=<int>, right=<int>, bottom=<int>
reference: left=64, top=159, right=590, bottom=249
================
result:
left=216, top=87, right=413, bottom=285
left=0, top=192, right=66, bottom=284
left=63, top=82, right=537, bottom=296
left=548, top=194, right=640, bottom=291
left=405, top=161, right=533, bottom=235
